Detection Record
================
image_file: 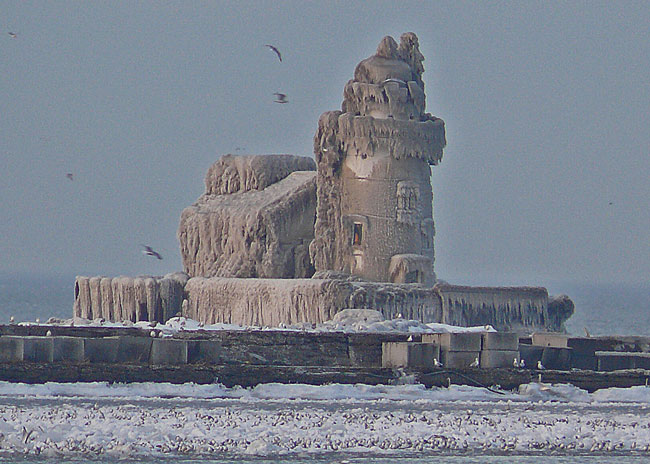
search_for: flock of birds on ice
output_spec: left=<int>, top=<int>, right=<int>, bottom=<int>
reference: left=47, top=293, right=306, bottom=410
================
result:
left=1, top=382, right=650, bottom=458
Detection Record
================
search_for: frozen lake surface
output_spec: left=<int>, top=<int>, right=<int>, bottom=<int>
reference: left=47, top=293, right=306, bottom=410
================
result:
left=1, top=382, right=650, bottom=460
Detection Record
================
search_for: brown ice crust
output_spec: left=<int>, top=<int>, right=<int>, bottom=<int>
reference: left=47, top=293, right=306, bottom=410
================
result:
left=205, top=154, right=315, bottom=195
left=179, top=169, right=316, bottom=279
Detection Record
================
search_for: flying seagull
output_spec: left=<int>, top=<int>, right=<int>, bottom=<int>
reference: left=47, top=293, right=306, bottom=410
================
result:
left=381, top=78, right=407, bottom=86
left=265, top=44, right=282, bottom=62
left=273, top=92, right=288, bottom=104
left=66, top=173, right=74, bottom=181
left=141, top=245, right=162, bottom=260
left=8, top=32, right=17, bottom=38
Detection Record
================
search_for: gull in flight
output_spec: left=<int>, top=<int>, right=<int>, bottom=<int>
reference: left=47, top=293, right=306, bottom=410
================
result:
left=381, top=78, right=407, bottom=86
left=8, top=32, right=17, bottom=38
left=265, top=44, right=282, bottom=62
left=66, top=173, right=74, bottom=181
left=141, top=245, right=162, bottom=260
left=273, top=92, right=288, bottom=104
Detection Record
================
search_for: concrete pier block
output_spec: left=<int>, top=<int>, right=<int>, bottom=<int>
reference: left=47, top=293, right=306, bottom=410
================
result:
left=440, top=350, right=480, bottom=369
left=519, top=344, right=544, bottom=368
left=151, top=338, right=187, bottom=365
left=532, top=332, right=568, bottom=348
left=541, top=346, right=572, bottom=370
left=480, top=349, right=520, bottom=368
left=422, top=333, right=482, bottom=352
left=84, top=337, right=119, bottom=363
left=482, top=332, right=519, bottom=351
left=117, top=336, right=153, bottom=363
left=382, top=342, right=438, bottom=369
left=0, top=337, right=24, bottom=362
left=22, top=337, right=53, bottom=363
left=187, top=340, right=220, bottom=364
left=53, top=337, right=84, bottom=363
left=596, top=351, right=650, bottom=371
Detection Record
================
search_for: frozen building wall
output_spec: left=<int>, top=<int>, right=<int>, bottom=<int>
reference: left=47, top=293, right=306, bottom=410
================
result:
left=73, top=276, right=570, bottom=332
left=183, top=277, right=443, bottom=326
left=73, top=273, right=187, bottom=323
left=178, top=154, right=317, bottom=279
left=438, top=285, right=550, bottom=332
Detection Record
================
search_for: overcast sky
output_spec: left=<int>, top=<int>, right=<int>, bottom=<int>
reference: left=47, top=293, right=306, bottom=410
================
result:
left=2, top=1, right=648, bottom=289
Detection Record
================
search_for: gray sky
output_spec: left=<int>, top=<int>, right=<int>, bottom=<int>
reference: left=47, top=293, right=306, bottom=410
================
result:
left=2, top=1, right=649, bottom=288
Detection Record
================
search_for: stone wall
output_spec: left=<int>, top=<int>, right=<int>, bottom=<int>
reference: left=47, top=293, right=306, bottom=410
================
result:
left=436, top=284, right=553, bottom=332
left=72, top=274, right=570, bottom=333
left=183, top=277, right=443, bottom=326
left=73, top=273, right=187, bottom=323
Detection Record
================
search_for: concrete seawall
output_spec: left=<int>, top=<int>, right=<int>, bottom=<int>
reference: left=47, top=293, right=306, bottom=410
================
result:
left=1, top=326, right=649, bottom=391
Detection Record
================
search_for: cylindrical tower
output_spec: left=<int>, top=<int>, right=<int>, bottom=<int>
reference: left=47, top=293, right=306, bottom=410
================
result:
left=310, top=33, right=446, bottom=286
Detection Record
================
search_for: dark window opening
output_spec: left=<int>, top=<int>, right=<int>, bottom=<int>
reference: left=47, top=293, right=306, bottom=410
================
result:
left=405, top=270, right=421, bottom=283
left=353, top=223, right=363, bottom=245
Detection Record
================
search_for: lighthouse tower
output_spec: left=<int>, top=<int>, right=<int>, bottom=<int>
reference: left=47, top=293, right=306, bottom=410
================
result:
left=310, top=33, right=446, bottom=286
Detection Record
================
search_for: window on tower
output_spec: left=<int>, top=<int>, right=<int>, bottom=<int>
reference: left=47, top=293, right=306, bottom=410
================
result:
left=396, top=181, right=420, bottom=224
left=352, top=223, right=363, bottom=245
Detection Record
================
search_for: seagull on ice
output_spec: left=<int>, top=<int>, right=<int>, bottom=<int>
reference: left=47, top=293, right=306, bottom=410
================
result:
left=273, top=92, right=288, bottom=104
left=141, top=245, right=162, bottom=260
left=265, top=44, right=282, bottom=62
left=469, top=357, right=480, bottom=368
left=66, top=173, right=74, bottom=181
left=537, top=360, right=545, bottom=370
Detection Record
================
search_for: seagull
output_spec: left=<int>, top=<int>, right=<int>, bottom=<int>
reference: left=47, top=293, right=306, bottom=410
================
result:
left=519, top=358, right=526, bottom=368
left=21, top=426, right=34, bottom=444
left=141, top=245, right=162, bottom=260
left=8, top=32, right=17, bottom=38
left=407, top=335, right=413, bottom=342
left=469, top=357, right=480, bottom=368
left=9, top=316, right=14, bottom=323
left=433, top=358, right=443, bottom=368
left=513, top=357, right=519, bottom=367
left=584, top=327, right=591, bottom=337
left=265, top=44, right=282, bottom=62
left=537, top=360, right=545, bottom=370
left=273, top=92, right=288, bottom=104
left=66, top=173, right=74, bottom=181
left=381, top=78, right=407, bottom=86
left=46, top=330, right=52, bottom=337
